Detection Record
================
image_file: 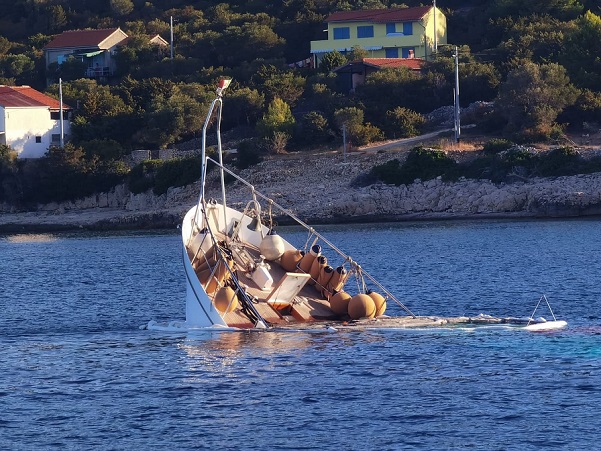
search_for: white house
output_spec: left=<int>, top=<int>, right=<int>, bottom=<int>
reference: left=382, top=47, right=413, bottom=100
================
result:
left=0, top=85, right=72, bottom=158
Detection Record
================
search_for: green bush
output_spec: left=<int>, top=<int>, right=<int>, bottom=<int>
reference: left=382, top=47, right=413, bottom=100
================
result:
left=153, top=156, right=202, bottom=195
left=482, top=138, right=514, bottom=154
left=370, top=147, right=457, bottom=185
left=234, top=139, right=262, bottom=169
left=385, top=107, right=426, bottom=138
left=537, top=147, right=581, bottom=176
left=128, top=156, right=202, bottom=196
left=352, top=123, right=384, bottom=146
left=128, top=160, right=161, bottom=195
left=300, top=111, right=334, bottom=144
left=16, top=145, right=128, bottom=204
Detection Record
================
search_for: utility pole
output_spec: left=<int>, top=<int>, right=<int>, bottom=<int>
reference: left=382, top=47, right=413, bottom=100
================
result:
left=433, top=0, right=437, bottom=54
left=342, top=124, right=347, bottom=163
left=59, top=77, right=64, bottom=148
left=170, top=16, right=174, bottom=59
left=453, top=46, right=460, bottom=143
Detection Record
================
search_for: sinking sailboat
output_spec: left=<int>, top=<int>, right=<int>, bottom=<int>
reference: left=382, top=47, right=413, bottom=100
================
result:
left=176, top=79, right=561, bottom=332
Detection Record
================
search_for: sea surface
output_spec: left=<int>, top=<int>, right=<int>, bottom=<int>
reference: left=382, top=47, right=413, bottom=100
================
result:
left=2, top=219, right=601, bottom=450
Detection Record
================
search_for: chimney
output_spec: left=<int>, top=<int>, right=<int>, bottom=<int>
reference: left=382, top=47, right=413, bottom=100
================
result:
left=408, top=49, right=414, bottom=59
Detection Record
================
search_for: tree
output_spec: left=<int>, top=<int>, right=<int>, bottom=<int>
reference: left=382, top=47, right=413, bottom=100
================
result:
left=223, top=87, right=265, bottom=128
left=496, top=61, right=579, bottom=137
left=334, top=106, right=383, bottom=146
left=355, top=67, right=442, bottom=126
left=215, top=23, right=285, bottom=66
left=0, top=37, right=11, bottom=56
left=347, top=45, right=368, bottom=62
left=300, top=111, right=333, bottom=144
left=256, top=97, right=295, bottom=138
left=253, top=65, right=306, bottom=106
left=494, top=15, right=573, bottom=67
left=488, top=0, right=582, bottom=20
left=0, top=54, right=35, bottom=79
left=48, top=5, right=67, bottom=33
left=319, top=50, right=347, bottom=73
left=385, top=107, right=426, bottom=138
left=110, top=0, right=134, bottom=16
left=561, top=11, right=601, bottom=90
left=424, top=47, right=501, bottom=105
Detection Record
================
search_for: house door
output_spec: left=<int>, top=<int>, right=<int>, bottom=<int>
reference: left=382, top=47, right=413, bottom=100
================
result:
left=385, top=48, right=399, bottom=58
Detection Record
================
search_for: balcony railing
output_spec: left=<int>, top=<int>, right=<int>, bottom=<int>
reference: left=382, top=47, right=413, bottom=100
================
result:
left=85, top=67, right=113, bottom=78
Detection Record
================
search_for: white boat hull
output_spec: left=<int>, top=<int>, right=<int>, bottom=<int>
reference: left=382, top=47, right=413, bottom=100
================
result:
left=524, top=320, right=567, bottom=331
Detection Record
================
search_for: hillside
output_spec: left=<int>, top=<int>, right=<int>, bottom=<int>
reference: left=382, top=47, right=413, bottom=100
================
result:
left=1, top=1, right=601, bottom=210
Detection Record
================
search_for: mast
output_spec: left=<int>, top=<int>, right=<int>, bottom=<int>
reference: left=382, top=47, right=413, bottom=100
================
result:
left=433, top=0, right=437, bottom=55
left=170, top=16, right=174, bottom=59
left=197, top=79, right=231, bottom=231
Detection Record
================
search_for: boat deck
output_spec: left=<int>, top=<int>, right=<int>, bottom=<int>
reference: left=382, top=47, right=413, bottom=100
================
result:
left=219, top=237, right=339, bottom=328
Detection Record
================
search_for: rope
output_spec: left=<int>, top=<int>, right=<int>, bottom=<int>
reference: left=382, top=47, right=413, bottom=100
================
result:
left=527, top=294, right=557, bottom=326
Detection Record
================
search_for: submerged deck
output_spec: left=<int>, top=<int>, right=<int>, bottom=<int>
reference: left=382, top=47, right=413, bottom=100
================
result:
left=271, top=314, right=535, bottom=331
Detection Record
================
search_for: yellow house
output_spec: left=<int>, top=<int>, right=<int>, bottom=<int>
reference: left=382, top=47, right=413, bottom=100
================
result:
left=310, top=6, right=446, bottom=66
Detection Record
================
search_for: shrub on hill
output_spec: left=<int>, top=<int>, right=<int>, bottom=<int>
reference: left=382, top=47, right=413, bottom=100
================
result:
left=370, top=146, right=457, bottom=185
left=128, top=155, right=203, bottom=195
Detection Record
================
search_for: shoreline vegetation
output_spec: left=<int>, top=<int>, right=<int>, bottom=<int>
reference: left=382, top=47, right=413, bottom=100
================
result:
left=3, top=139, right=601, bottom=234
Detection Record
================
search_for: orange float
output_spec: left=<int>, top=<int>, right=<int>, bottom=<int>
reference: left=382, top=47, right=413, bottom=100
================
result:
left=213, top=285, right=239, bottom=313
left=298, top=244, right=320, bottom=274
left=309, top=255, right=327, bottom=285
left=368, top=291, right=387, bottom=317
left=280, top=249, right=304, bottom=272
left=327, top=266, right=347, bottom=294
left=348, top=294, right=376, bottom=320
left=329, top=291, right=352, bottom=316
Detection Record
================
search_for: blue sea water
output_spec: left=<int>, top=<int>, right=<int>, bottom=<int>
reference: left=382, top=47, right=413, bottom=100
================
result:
left=2, top=219, right=601, bottom=450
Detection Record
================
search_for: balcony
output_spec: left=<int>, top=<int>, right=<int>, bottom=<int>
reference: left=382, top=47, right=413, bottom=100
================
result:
left=86, top=66, right=113, bottom=78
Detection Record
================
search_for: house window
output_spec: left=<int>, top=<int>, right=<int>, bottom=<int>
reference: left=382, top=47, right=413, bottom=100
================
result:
left=333, top=27, right=350, bottom=40
left=403, top=22, right=413, bottom=35
left=50, top=111, right=68, bottom=120
left=51, top=134, right=61, bottom=143
left=357, top=25, right=374, bottom=38
left=401, top=47, right=415, bottom=58
left=386, top=23, right=396, bottom=34
left=35, top=136, right=42, bottom=143
left=385, top=48, right=399, bottom=58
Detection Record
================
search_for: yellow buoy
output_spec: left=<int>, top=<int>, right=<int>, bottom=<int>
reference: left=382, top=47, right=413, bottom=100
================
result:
left=213, top=285, right=239, bottom=313
left=348, top=294, right=376, bottom=320
left=298, top=244, right=320, bottom=274
left=368, top=291, right=387, bottom=317
left=329, top=291, right=351, bottom=316
left=280, top=249, right=304, bottom=272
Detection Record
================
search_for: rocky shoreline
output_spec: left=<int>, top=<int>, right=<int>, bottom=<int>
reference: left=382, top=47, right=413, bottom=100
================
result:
left=2, top=148, right=601, bottom=233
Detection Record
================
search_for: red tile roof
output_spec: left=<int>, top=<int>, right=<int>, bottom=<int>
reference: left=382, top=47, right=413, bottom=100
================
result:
left=362, top=58, right=424, bottom=70
left=44, top=28, right=126, bottom=49
left=0, top=86, right=70, bottom=109
left=326, top=6, right=431, bottom=23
